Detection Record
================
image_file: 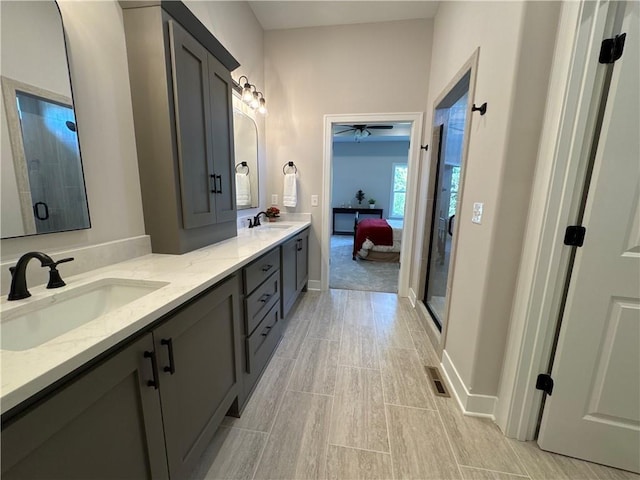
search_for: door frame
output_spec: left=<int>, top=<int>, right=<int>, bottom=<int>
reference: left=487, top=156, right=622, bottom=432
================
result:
left=321, top=112, right=424, bottom=294
left=495, top=0, right=621, bottom=439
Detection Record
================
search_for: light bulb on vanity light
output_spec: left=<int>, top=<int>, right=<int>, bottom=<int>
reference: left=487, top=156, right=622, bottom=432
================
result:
left=250, top=91, right=260, bottom=109
left=258, top=97, right=268, bottom=115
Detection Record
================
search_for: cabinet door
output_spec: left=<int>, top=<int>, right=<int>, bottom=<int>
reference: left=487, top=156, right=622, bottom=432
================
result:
left=153, top=275, right=241, bottom=479
left=296, top=230, right=309, bottom=292
left=1, top=334, right=168, bottom=480
left=208, top=54, right=236, bottom=223
left=281, top=236, right=298, bottom=319
left=169, top=20, right=216, bottom=229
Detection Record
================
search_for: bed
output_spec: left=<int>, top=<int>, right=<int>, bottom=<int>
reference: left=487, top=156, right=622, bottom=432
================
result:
left=352, top=214, right=403, bottom=262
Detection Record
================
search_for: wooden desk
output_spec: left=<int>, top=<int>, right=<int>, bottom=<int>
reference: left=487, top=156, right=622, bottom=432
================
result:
left=332, top=207, right=383, bottom=235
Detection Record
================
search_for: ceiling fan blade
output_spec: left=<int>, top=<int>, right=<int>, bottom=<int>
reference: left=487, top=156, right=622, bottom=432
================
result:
left=366, top=125, right=393, bottom=129
left=334, top=128, right=355, bottom=135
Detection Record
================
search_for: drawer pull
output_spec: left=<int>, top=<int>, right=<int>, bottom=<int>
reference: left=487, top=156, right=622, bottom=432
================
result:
left=258, top=293, right=271, bottom=303
left=261, top=264, right=273, bottom=272
left=144, top=351, right=159, bottom=389
left=261, top=325, right=273, bottom=337
left=161, top=338, right=176, bottom=375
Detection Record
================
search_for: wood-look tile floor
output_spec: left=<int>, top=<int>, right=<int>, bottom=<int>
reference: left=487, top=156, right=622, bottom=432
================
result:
left=193, top=290, right=639, bottom=480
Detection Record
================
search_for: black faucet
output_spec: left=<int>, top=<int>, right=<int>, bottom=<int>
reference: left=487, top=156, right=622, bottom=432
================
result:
left=253, top=211, right=268, bottom=227
left=8, top=252, right=74, bottom=301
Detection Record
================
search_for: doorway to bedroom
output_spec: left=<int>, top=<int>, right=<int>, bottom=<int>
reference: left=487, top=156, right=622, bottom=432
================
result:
left=328, top=122, right=410, bottom=293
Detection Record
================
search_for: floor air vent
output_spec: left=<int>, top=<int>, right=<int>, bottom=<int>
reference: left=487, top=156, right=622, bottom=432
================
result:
left=425, top=366, right=450, bottom=397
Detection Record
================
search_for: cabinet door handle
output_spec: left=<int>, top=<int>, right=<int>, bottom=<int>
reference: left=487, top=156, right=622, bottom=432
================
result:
left=261, top=264, right=273, bottom=272
left=209, top=174, right=218, bottom=193
left=144, top=350, right=159, bottom=389
left=161, top=338, right=176, bottom=375
left=296, top=238, right=303, bottom=251
left=216, top=174, right=222, bottom=194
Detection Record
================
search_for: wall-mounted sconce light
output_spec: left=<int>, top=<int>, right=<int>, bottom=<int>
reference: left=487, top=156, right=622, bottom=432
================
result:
left=234, top=75, right=268, bottom=115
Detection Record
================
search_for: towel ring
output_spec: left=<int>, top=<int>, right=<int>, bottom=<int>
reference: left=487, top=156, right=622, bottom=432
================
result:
left=282, top=161, right=297, bottom=175
left=235, top=162, right=249, bottom=175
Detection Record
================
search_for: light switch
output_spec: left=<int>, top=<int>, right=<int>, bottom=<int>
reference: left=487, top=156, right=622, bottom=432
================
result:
left=271, top=194, right=278, bottom=205
left=472, top=202, right=484, bottom=224
left=311, top=195, right=319, bottom=207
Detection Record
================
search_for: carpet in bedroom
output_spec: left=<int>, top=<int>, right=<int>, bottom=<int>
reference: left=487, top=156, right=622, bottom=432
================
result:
left=329, top=235, right=399, bottom=293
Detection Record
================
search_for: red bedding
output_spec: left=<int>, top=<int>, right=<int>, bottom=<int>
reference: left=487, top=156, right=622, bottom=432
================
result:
left=355, top=218, right=393, bottom=254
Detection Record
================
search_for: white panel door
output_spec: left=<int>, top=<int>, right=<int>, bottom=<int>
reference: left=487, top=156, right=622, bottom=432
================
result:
left=537, top=1, right=640, bottom=473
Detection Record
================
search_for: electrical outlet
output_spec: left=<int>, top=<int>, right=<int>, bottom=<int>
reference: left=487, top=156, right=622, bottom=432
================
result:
left=472, top=202, right=484, bottom=224
left=311, top=195, right=319, bottom=207
left=271, top=194, right=278, bottom=205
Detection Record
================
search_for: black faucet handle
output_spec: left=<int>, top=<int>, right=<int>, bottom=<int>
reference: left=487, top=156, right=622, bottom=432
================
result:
left=46, top=257, right=74, bottom=289
left=248, top=218, right=254, bottom=228
left=52, top=257, right=74, bottom=267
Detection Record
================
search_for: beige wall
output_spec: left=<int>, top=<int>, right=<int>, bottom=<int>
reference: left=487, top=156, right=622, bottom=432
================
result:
left=264, top=19, right=433, bottom=282
left=412, top=1, right=560, bottom=396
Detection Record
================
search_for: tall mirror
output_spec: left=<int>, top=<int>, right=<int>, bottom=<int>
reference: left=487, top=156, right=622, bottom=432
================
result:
left=233, top=109, right=259, bottom=210
left=1, top=1, right=90, bottom=239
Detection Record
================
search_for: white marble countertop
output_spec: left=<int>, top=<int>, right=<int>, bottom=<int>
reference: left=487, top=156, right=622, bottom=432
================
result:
left=0, top=221, right=310, bottom=415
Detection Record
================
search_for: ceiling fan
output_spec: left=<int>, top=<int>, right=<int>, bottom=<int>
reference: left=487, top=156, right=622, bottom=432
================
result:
left=334, top=124, right=394, bottom=139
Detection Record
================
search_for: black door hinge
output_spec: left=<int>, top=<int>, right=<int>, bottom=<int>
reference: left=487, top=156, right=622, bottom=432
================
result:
left=599, top=33, right=626, bottom=64
left=564, top=225, right=586, bottom=247
left=536, top=374, right=554, bottom=396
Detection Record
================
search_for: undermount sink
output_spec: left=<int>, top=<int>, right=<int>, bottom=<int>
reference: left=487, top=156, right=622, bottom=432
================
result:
left=256, top=224, right=290, bottom=230
left=1, top=278, right=168, bottom=351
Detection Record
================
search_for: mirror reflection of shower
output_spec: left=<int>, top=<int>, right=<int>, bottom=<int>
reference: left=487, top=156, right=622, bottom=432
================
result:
left=16, top=91, right=90, bottom=235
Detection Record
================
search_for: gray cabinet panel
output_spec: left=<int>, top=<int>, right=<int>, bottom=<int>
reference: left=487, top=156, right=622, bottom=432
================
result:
left=1, top=334, right=168, bottom=480
left=170, top=20, right=216, bottom=229
left=122, top=6, right=238, bottom=254
left=245, top=302, right=281, bottom=389
left=154, top=275, right=241, bottom=480
left=296, top=229, right=309, bottom=292
left=208, top=55, right=236, bottom=223
left=281, top=236, right=298, bottom=319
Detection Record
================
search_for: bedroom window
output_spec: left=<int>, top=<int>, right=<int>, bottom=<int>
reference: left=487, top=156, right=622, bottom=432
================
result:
left=390, top=163, right=407, bottom=219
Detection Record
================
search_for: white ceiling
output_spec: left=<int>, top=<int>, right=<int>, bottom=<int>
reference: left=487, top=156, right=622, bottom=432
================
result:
left=248, top=1, right=439, bottom=31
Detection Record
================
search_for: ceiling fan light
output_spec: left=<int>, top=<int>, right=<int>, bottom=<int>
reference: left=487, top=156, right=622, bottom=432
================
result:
left=360, top=129, right=371, bottom=138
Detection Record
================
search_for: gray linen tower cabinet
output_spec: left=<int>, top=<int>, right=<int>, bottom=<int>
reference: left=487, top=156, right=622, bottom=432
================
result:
left=121, top=1, right=240, bottom=254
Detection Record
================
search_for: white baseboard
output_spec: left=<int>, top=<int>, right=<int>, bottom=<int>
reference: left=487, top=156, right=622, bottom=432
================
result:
left=440, top=349, right=497, bottom=420
left=307, top=279, right=322, bottom=291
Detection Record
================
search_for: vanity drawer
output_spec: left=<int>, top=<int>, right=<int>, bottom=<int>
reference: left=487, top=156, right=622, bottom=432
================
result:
left=245, top=303, right=281, bottom=385
left=245, top=273, right=280, bottom=335
left=244, top=248, right=280, bottom=294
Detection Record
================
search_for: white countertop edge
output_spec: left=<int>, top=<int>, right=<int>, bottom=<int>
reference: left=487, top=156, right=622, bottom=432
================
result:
left=0, top=221, right=311, bottom=415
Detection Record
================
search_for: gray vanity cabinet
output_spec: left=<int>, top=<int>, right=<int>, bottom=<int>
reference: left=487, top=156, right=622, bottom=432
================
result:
left=281, top=228, right=310, bottom=319
left=1, top=334, right=169, bottom=480
left=122, top=3, right=239, bottom=254
left=153, top=274, right=242, bottom=479
left=1, top=275, right=242, bottom=480
left=169, top=20, right=236, bottom=229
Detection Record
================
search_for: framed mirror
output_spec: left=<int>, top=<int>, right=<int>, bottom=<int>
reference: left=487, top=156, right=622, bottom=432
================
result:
left=233, top=109, right=259, bottom=210
left=1, top=1, right=90, bottom=239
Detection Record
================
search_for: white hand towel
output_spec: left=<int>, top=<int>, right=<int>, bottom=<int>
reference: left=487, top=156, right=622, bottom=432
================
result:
left=283, top=173, right=297, bottom=207
left=236, top=173, right=251, bottom=206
